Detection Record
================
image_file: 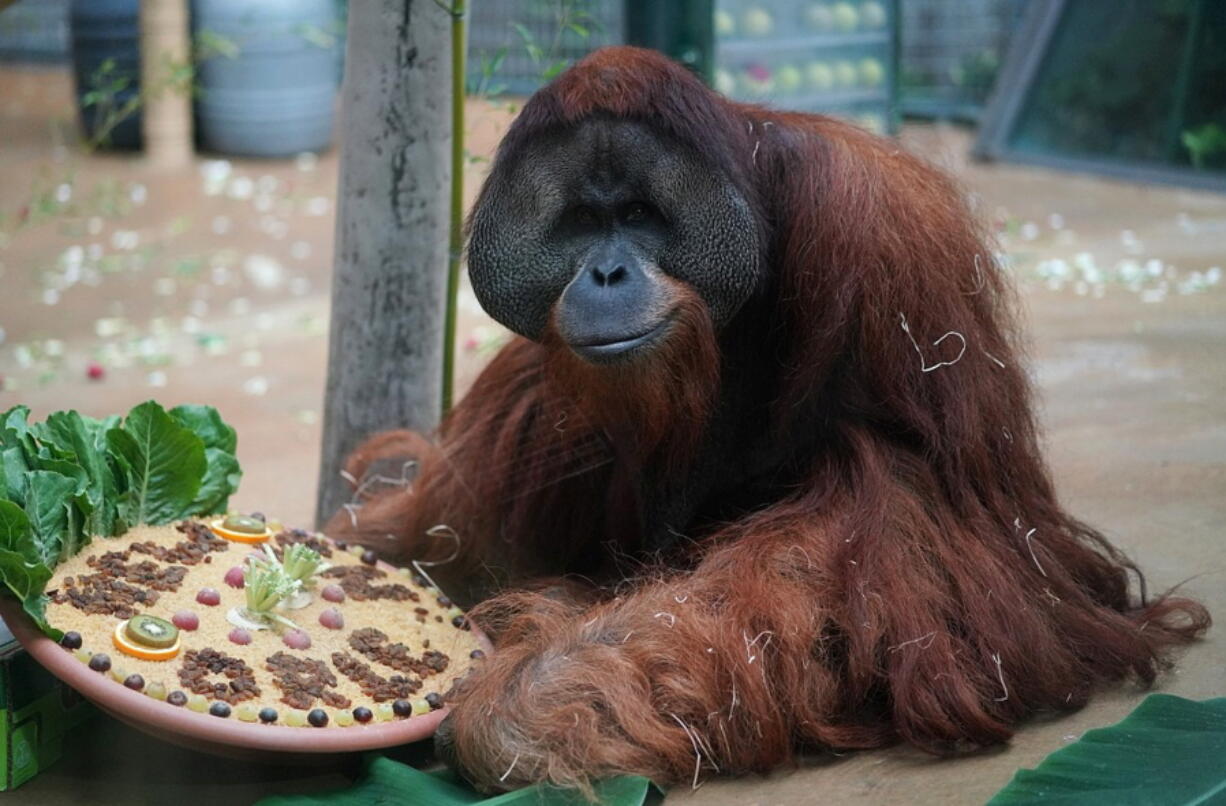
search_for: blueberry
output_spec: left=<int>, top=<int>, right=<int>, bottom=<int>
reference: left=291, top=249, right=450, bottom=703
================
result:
left=167, top=690, right=188, bottom=707
left=469, top=649, right=485, bottom=660
left=451, top=615, right=468, bottom=630
left=425, top=693, right=443, bottom=710
left=360, top=549, right=378, bottom=566
left=60, top=631, right=83, bottom=650
left=124, top=674, right=145, bottom=691
left=308, top=709, right=329, bottom=727
left=258, top=707, right=278, bottom=724
left=392, top=699, right=412, bottom=717
left=352, top=706, right=373, bottom=723
left=209, top=702, right=232, bottom=718
left=88, top=653, right=112, bottom=673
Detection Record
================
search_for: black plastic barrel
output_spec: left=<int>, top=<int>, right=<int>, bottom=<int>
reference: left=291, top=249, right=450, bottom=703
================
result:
left=192, top=0, right=341, bottom=157
left=69, top=0, right=141, bottom=149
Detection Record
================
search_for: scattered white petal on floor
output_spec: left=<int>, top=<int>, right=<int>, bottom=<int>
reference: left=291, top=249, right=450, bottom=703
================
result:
left=242, top=376, right=269, bottom=396
left=243, top=255, right=285, bottom=289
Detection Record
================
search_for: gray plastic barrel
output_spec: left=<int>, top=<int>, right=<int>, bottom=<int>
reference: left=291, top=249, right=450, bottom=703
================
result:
left=69, top=0, right=141, bottom=149
left=192, top=0, right=341, bottom=157
left=0, top=0, right=70, bottom=63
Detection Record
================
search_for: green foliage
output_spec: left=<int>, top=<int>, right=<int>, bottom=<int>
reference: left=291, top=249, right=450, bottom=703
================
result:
left=512, top=1, right=599, bottom=83
left=1182, top=123, right=1226, bottom=169
left=79, top=28, right=241, bottom=151
left=254, top=754, right=655, bottom=806
left=989, top=694, right=1226, bottom=805
left=0, top=402, right=242, bottom=637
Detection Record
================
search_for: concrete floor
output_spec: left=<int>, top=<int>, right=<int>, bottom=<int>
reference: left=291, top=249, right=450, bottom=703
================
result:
left=2, top=65, right=1224, bottom=804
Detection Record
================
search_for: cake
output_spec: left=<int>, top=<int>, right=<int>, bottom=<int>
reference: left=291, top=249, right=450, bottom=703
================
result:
left=43, top=516, right=483, bottom=728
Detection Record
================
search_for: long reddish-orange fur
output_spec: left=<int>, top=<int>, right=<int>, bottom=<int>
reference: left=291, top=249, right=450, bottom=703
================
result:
left=326, top=47, right=1209, bottom=791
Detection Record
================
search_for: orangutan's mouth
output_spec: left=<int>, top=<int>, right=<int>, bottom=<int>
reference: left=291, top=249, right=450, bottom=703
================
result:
left=567, top=311, right=676, bottom=364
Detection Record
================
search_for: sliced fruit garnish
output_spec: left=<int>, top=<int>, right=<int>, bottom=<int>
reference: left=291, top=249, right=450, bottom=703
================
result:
left=113, top=620, right=182, bottom=661
left=211, top=515, right=272, bottom=544
left=126, top=614, right=179, bottom=648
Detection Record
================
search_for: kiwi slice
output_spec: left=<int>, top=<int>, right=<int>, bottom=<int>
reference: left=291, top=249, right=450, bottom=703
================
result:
left=125, top=615, right=179, bottom=649
left=222, top=514, right=267, bottom=535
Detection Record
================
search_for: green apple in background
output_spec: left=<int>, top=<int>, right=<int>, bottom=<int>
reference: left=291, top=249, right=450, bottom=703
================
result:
left=858, top=57, right=884, bottom=87
left=742, top=6, right=774, bottom=36
left=714, top=68, right=737, bottom=96
left=805, top=60, right=834, bottom=91
left=741, top=64, right=774, bottom=96
left=803, top=2, right=834, bottom=32
left=834, top=60, right=858, bottom=88
left=860, top=1, right=887, bottom=29
left=775, top=64, right=803, bottom=93
left=715, top=9, right=736, bottom=37
left=831, top=1, right=858, bottom=32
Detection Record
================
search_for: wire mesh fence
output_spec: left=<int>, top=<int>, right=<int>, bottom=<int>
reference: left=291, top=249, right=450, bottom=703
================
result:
left=467, top=0, right=624, bottom=96
left=900, top=0, right=1026, bottom=121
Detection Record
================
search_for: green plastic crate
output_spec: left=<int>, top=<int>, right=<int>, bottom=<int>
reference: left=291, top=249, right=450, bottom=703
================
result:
left=0, top=618, right=95, bottom=790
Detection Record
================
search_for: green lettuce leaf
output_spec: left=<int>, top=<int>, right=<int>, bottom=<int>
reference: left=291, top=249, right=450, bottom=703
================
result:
left=0, top=500, right=55, bottom=636
left=0, top=401, right=242, bottom=637
left=1, top=445, right=30, bottom=504
left=192, top=447, right=243, bottom=515
left=0, top=499, right=39, bottom=564
left=34, top=410, right=122, bottom=536
left=0, top=405, right=34, bottom=450
left=107, top=401, right=207, bottom=525
left=170, top=404, right=238, bottom=454
left=23, top=470, right=80, bottom=565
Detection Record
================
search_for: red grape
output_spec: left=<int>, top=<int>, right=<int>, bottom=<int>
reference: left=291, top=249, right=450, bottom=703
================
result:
left=321, top=584, right=346, bottom=603
left=196, top=588, right=221, bottom=606
left=224, top=566, right=245, bottom=588
left=172, top=610, right=200, bottom=631
left=319, top=608, right=344, bottom=630
left=228, top=628, right=252, bottom=645
left=283, top=629, right=311, bottom=650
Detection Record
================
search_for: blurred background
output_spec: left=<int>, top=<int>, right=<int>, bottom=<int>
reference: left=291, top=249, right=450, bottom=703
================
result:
left=0, top=0, right=1222, bottom=534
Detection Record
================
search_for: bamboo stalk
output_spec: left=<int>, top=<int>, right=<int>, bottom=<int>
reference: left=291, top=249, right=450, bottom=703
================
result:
left=441, top=0, right=467, bottom=415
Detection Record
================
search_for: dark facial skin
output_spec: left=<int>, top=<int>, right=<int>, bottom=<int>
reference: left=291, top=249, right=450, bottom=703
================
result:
left=467, top=117, right=806, bottom=557
left=468, top=117, right=761, bottom=362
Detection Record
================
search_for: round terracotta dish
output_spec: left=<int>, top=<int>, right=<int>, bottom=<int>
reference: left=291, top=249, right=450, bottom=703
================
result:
left=0, top=582, right=491, bottom=763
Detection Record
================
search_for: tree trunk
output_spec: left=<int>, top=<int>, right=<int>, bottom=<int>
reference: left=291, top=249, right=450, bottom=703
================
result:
left=316, top=0, right=453, bottom=526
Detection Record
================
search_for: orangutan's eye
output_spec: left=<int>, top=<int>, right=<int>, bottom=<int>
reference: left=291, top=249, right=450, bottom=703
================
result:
left=623, top=202, right=648, bottom=224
